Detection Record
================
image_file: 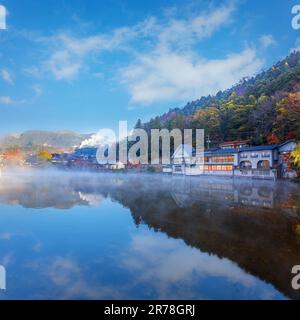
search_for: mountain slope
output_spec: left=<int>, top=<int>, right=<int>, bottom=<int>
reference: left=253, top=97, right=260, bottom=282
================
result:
left=0, top=130, right=92, bottom=150
left=138, top=51, right=300, bottom=146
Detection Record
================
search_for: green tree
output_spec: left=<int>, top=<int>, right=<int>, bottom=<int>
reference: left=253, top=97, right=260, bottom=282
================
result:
left=134, top=119, right=142, bottom=129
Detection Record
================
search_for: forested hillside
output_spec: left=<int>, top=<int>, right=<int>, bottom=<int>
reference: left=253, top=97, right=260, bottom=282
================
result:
left=136, top=51, right=300, bottom=147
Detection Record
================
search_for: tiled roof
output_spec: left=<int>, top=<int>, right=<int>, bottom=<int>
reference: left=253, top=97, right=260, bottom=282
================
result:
left=205, top=140, right=295, bottom=155
left=204, top=144, right=279, bottom=155
left=219, top=140, right=249, bottom=145
left=238, top=145, right=278, bottom=152
left=205, top=148, right=239, bottom=155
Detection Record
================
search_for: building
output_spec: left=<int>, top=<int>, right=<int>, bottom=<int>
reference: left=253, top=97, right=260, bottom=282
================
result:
left=204, top=148, right=238, bottom=171
left=278, top=140, right=297, bottom=178
left=111, top=161, right=125, bottom=170
left=219, top=140, right=250, bottom=149
left=172, top=144, right=197, bottom=175
left=170, top=140, right=297, bottom=180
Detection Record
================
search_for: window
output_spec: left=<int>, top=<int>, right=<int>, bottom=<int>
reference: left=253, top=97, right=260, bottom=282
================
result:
left=251, top=152, right=258, bottom=158
left=262, top=152, right=270, bottom=157
left=221, top=165, right=233, bottom=171
left=240, top=153, right=248, bottom=159
left=211, top=156, right=234, bottom=163
left=257, top=160, right=270, bottom=170
left=240, top=161, right=252, bottom=169
left=203, top=165, right=233, bottom=171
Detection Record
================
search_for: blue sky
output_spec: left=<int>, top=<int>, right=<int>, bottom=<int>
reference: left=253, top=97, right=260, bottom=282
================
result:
left=0, top=0, right=299, bottom=134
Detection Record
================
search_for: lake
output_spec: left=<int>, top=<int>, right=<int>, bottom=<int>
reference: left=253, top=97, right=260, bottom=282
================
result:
left=0, top=170, right=300, bottom=300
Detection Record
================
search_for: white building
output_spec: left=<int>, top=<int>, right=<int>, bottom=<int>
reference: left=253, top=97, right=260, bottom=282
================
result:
left=169, top=140, right=297, bottom=180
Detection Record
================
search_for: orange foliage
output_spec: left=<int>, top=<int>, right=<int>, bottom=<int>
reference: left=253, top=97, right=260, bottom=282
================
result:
left=266, top=133, right=279, bottom=145
left=37, top=150, right=52, bottom=161
left=276, top=92, right=300, bottom=140
left=2, top=148, right=24, bottom=166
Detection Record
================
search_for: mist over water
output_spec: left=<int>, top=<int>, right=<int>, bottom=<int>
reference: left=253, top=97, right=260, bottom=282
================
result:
left=0, top=169, right=300, bottom=299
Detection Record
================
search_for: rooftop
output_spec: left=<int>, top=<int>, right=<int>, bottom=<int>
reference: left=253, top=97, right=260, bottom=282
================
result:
left=219, top=140, right=250, bottom=146
left=205, top=140, right=295, bottom=155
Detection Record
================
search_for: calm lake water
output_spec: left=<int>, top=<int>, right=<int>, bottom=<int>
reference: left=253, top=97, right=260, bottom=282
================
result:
left=0, top=170, right=300, bottom=300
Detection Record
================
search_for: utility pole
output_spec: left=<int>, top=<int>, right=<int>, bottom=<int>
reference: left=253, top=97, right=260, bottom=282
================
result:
left=206, top=134, right=211, bottom=150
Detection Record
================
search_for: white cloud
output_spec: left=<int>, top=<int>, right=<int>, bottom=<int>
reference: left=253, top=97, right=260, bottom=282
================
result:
left=0, top=96, right=15, bottom=104
left=121, top=48, right=263, bottom=104
left=0, top=95, right=24, bottom=105
left=157, top=4, right=235, bottom=49
left=259, top=34, right=276, bottom=48
left=46, top=49, right=82, bottom=80
left=120, top=4, right=263, bottom=105
left=1, top=69, right=14, bottom=84
left=121, top=232, right=281, bottom=299
left=42, top=27, right=138, bottom=80
left=32, top=84, right=43, bottom=96
left=28, top=2, right=264, bottom=106
left=35, top=4, right=235, bottom=83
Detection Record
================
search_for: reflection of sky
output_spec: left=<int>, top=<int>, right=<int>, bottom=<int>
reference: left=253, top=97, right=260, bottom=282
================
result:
left=120, top=230, right=286, bottom=300
left=0, top=197, right=286, bottom=300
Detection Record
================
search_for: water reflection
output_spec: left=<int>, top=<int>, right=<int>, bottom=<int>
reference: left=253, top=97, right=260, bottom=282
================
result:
left=0, top=171, right=300, bottom=299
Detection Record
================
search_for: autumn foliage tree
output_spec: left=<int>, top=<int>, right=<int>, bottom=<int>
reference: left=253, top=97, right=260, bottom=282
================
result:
left=37, top=150, right=52, bottom=162
left=193, top=106, right=222, bottom=142
left=2, top=148, right=24, bottom=166
left=266, top=133, right=280, bottom=145
left=292, top=143, right=300, bottom=170
left=275, top=92, right=300, bottom=141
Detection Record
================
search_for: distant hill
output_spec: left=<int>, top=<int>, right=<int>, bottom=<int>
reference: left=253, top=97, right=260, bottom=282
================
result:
left=138, top=51, right=300, bottom=146
left=0, top=130, right=92, bottom=150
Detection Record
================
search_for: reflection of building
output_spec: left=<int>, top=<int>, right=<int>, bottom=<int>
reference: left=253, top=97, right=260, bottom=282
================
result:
left=170, top=140, right=296, bottom=180
left=0, top=173, right=300, bottom=299
left=115, top=176, right=300, bottom=300
left=170, top=178, right=276, bottom=209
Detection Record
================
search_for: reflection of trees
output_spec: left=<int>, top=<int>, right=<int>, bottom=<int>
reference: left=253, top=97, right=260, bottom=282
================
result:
left=105, top=176, right=300, bottom=300
left=0, top=173, right=300, bottom=299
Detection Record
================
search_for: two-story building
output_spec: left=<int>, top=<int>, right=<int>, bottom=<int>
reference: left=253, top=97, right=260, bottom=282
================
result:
left=170, top=140, right=296, bottom=180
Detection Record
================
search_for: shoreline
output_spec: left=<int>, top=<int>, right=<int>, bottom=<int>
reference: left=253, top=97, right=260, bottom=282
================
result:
left=1, top=166, right=299, bottom=183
